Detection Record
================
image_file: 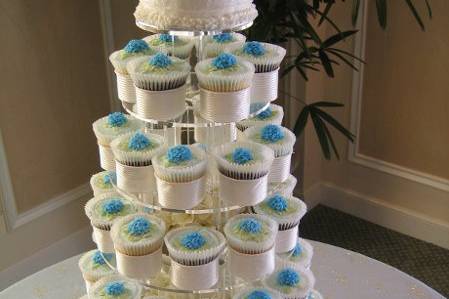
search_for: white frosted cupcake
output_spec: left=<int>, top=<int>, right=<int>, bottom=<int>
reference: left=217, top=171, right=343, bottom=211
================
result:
left=238, top=104, right=284, bottom=131
left=92, top=112, right=143, bottom=170
left=90, top=171, right=116, bottom=196
left=204, top=32, right=246, bottom=58
left=254, top=194, right=307, bottom=253
left=144, top=34, right=194, bottom=59
left=213, top=141, right=274, bottom=206
left=152, top=145, right=208, bottom=209
left=277, top=239, right=314, bottom=269
left=111, top=213, right=166, bottom=279
left=233, top=287, right=281, bottom=299
left=78, top=250, right=115, bottom=293
left=235, top=41, right=286, bottom=73
left=244, top=124, right=296, bottom=183
left=195, top=53, right=255, bottom=92
left=224, top=214, right=278, bottom=280
left=268, top=174, right=297, bottom=197
left=109, top=39, right=155, bottom=103
left=164, top=226, right=226, bottom=290
left=85, top=192, right=138, bottom=252
left=110, top=131, right=165, bottom=195
left=89, top=275, right=143, bottom=299
left=263, top=266, right=315, bottom=299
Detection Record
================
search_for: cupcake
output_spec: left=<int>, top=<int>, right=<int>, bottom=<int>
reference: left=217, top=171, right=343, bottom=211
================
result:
left=127, top=53, right=191, bottom=120
left=85, top=192, right=138, bottom=252
left=254, top=194, right=307, bottom=253
left=111, top=213, right=166, bottom=280
left=213, top=141, right=274, bottom=206
left=277, top=239, right=314, bottom=269
left=144, top=34, right=194, bottom=59
left=204, top=32, right=246, bottom=58
left=92, top=112, right=143, bottom=170
left=164, top=226, right=226, bottom=290
left=152, top=145, right=208, bottom=209
left=110, top=131, right=164, bottom=195
left=233, top=287, right=281, bottom=299
left=109, top=39, right=155, bottom=103
left=90, top=171, right=116, bottom=196
left=237, top=104, right=284, bottom=132
left=268, top=174, right=297, bottom=198
left=89, top=275, right=143, bottom=299
left=224, top=214, right=278, bottom=280
left=243, top=124, right=296, bottom=183
left=307, top=290, right=323, bottom=299
left=78, top=250, right=115, bottom=293
left=235, top=41, right=286, bottom=104
left=195, top=53, right=255, bottom=122
left=263, top=266, right=315, bottom=299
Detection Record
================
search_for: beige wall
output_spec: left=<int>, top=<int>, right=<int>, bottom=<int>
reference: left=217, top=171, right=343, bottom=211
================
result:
left=0, top=0, right=111, bottom=273
left=303, top=1, right=449, bottom=227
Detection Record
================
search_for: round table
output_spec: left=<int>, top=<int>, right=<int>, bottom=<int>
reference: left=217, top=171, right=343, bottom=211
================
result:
left=0, top=241, right=444, bottom=299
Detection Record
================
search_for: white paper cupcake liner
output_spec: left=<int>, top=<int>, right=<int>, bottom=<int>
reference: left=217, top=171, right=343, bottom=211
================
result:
left=204, top=33, right=246, bottom=58
left=164, top=226, right=226, bottom=266
left=224, top=213, right=278, bottom=255
left=269, top=174, right=297, bottom=197
left=263, top=265, right=315, bottom=299
left=78, top=250, right=115, bottom=283
left=243, top=125, right=296, bottom=158
left=152, top=146, right=207, bottom=183
left=238, top=103, right=284, bottom=130
left=90, top=171, right=115, bottom=197
left=254, top=196, right=307, bottom=230
left=92, top=114, right=143, bottom=145
left=127, top=56, right=191, bottom=91
left=199, top=87, right=251, bottom=122
left=110, top=131, right=165, bottom=166
left=144, top=35, right=195, bottom=59
left=213, top=141, right=274, bottom=180
left=195, top=57, right=255, bottom=92
left=235, top=42, right=286, bottom=73
left=111, top=213, right=166, bottom=256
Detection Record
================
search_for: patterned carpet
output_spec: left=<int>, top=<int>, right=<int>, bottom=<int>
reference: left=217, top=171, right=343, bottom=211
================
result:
left=299, top=205, right=449, bottom=297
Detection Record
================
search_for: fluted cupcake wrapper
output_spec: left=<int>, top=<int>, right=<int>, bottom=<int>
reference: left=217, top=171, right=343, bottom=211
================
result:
left=152, top=146, right=208, bottom=183
left=78, top=250, right=115, bottom=283
left=109, top=49, right=155, bottom=75
left=144, top=35, right=195, bottom=59
left=164, top=226, right=226, bottom=266
left=195, top=58, right=255, bottom=92
left=243, top=125, right=296, bottom=158
left=235, top=42, right=287, bottom=74
left=127, top=56, right=191, bottom=91
left=92, top=115, right=143, bottom=145
left=254, top=196, right=307, bottom=230
left=213, top=141, right=274, bottom=180
left=204, top=33, right=247, bottom=58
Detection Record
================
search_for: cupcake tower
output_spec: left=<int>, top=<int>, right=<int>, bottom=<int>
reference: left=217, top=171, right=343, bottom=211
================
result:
left=79, top=5, right=324, bottom=299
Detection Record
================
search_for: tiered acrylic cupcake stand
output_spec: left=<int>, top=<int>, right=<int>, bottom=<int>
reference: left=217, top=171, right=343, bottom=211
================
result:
left=98, top=18, right=306, bottom=299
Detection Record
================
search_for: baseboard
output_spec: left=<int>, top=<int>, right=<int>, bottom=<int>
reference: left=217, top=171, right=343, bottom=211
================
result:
left=318, top=182, right=449, bottom=250
left=0, top=225, right=94, bottom=291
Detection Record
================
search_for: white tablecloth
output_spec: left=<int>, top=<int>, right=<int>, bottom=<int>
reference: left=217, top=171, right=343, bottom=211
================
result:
left=0, top=241, right=445, bottom=299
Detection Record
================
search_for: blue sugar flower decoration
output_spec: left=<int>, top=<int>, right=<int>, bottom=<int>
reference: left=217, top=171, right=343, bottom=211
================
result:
left=256, top=107, right=273, bottom=120
left=103, top=172, right=116, bottom=185
left=232, top=147, right=253, bottom=165
left=167, top=145, right=192, bottom=164
left=124, top=39, right=150, bottom=54
left=212, top=53, right=237, bottom=69
left=102, top=199, right=124, bottom=215
left=128, top=217, right=151, bottom=236
left=277, top=268, right=300, bottom=287
left=105, top=281, right=125, bottom=296
left=247, top=290, right=272, bottom=299
left=292, top=242, right=302, bottom=257
left=243, top=41, right=266, bottom=57
left=159, top=34, right=177, bottom=43
left=181, top=232, right=206, bottom=250
left=108, top=112, right=127, bottom=127
left=92, top=251, right=107, bottom=265
left=261, top=124, right=284, bottom=143
left=213, top=33, right=233, bottom=43
left=267, top=194, right=288, bottom=212
left=239, top=218, right=262, bottom=234
left=150, top=53, right=172, bottom=68
left=128, top=132, right=151, bottom=151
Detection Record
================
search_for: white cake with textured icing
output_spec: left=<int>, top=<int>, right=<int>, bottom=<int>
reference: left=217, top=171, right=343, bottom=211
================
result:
left=135, top=0, right=258, bottom=31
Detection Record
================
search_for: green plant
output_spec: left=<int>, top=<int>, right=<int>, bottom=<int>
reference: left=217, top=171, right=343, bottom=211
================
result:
left=246, top=0, right=431, bottom=159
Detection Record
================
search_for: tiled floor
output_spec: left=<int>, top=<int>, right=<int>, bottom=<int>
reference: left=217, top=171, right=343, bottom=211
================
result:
left=299, top=205, right=449, bottom=297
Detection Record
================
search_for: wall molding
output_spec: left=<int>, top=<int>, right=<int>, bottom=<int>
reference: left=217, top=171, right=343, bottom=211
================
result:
left=311, top=182, right=449, bottom=250
left=347, top=0, right=449, bottom=192
left=0, top=226, right=93, bottom=290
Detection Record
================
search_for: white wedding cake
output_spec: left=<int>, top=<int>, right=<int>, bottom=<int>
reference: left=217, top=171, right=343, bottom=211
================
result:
left=134, top=0, right=258, bottom=31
